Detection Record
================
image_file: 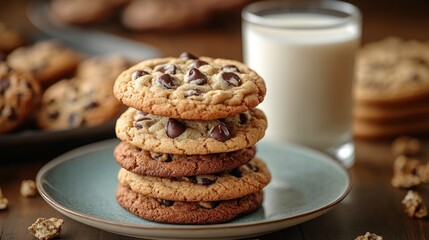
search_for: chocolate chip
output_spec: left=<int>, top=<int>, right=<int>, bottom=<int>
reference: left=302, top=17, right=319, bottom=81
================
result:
left=0, top=79, right=10, bottom=95
left=166, top=118, right=186, bottom=138
left=222, top=65, right=241, bottom=73
left=155, top=64, right=177, bottom=75
left=134, top=117, right=151, bottom=129
left=158, top=199, right=174, bottom=206
left=85, top=101, right=99, bottom=110
left=220, top=72, right=241, bottom=87
left=47, top=99, right=56, bottom=105
left=131, top=70, right=149, bottom=81
left=185, top=68, right=207, bottom=85
left=412, top=57, right=428, bottom=66
left=184, top=88, right=203, bottom=97
left=196, top=175, right=217, bottom=185
left=179, top=52, right=198, bottom=59
left=47, top=111, right=59, bottom=120
left=155, top=74, right=177, bottom=89
left=192, top=59, right=208, bottom=68
left=238, top=113, right=248, bottom=124
left=149, top=152, right=172, bottom=162
left=210, top=122, right=231, bottom=142
left=229, top=168, right=242, bottom=178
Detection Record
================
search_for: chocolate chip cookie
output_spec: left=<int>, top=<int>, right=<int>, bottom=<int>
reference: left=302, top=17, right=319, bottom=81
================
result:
left=114, top=141, right=256, bottom=177
left=7, top=40, right=81, bottom=86
left=51, top=0, right=129, bottom=25
left=76, top=54, right=131, bottom=83
left=37, top=78, right=122, bottom=130
left=0, top=63, right=41, bottom=133
left=355, top=37, right=429, bottom=104
left=113, top=53, right=266, bottom=120
left=116, top=184, right=263, bottom=224
left=115, top=107, right=267, bottom=155
left=117, top=157, right=271, bottom=201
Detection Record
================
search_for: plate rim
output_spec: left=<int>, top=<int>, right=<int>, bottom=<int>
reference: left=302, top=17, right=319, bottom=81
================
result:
left=36, top=138, right=351, bottom=231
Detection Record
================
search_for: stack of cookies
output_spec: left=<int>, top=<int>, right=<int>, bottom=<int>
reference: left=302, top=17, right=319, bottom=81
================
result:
left=112, top=53, right=271, bottom=224
left=353, top=38, right=429, bottom=139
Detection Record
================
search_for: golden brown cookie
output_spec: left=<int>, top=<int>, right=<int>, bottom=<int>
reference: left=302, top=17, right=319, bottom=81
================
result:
left=113, top=54, right=266, bottom=120
left=117, top=157, right=271, bottom=201
left=115, top=107, right=267, bottom=155
left=353, top=116, right=429, bottom=139
left=355, top=37, right=429, bottom=105
left=354, top=99, right=429, bottom=121
left=51, top=0, right=129, bottom=25
left=7, top=40, right=81, bottom=86
left=37, top=78, right=122, bottom=130
left=116, top=184, right=263, bottom=224
left=114, top=141, right=256, bottom=177
left=76, top=55, right=131, bottom=83
left=0, top=63, right=41, bottom=133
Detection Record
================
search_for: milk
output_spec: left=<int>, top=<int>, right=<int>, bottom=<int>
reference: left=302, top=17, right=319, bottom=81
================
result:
left=243, top=13, right=360, bottom=150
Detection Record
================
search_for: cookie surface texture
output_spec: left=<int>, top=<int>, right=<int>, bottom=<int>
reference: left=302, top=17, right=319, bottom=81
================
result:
left=37, top=79, right=122, bottom=130
left=0, top=63, right=41, bottom=133
left=355, top=37, right=429, bottom=104
left=114, top=141, right=256, bottom=177
left=7, top=40, right=80, bottom=85
left=117, top=157, right=271, bottom=201
left=113, top=55, right=266, bottom=120
left=116, top=184, right=263, bottom=224
left=115, top=107, right=267, bottom=155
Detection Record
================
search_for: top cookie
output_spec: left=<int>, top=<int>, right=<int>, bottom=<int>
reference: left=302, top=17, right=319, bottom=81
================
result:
left=113, top=53, right=266, bottom=120
left=355, top=37, right=429, bottom=104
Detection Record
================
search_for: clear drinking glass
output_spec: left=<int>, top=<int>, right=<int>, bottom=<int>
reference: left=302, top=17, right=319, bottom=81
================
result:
left=242, top=0, right=361, bottom=168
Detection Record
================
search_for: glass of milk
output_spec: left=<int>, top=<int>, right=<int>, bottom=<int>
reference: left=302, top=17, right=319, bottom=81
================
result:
left=242, top=0, right=361, bottom=168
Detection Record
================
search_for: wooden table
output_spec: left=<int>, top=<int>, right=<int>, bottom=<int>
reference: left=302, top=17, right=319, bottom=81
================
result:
left=2, top=0, right=429, bottom=239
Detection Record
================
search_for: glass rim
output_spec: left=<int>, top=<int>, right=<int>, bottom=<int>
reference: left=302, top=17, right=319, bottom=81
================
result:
left=242, top=0, right=362, bottom=30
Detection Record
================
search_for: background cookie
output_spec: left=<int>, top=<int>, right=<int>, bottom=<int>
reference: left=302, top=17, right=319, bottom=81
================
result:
left=37, top=78, right=123, bottom=130
left=355, top=37, right=429, bottom=104
left=114, top=54, right=266, bottom=120
left=51, top=0, right=129, bottom=25
left=114, top=141, right=256, bottom=177
left=353, top=116, right=429, bottom=139
left=7, top=40, right=81, bottom=86
left=354, top=99, right=429, bottom=121
left=76, top=55, right=131, bottom=83
left=0, top=63, right=41, bottom=133
left=117, top=157, right=271, bottom=202
left=115, top=107, right=267, bottom=155
left=116, top=185, right=263, bottom=224
left=121, top=0, right=209, bottom=31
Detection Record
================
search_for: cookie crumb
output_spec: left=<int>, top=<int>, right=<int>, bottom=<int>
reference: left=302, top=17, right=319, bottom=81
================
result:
left=391, top=136, right=421, bottom=157
left=417, top=163, right=429, bottom=183
left=20, top=180, right=37, bottom=197
left=355, top=232, right=383, bottom=240
left=0, top=187, right=8, bottom=210
left=28, top=217, right=64, bottom=240
left=391, top=155, right=421, bottom=188
left=401, top=190, right=427, bottom=218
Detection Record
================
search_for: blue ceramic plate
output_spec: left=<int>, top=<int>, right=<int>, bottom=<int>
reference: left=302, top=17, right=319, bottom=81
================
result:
left=37, top=139, right=350, bottom=240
